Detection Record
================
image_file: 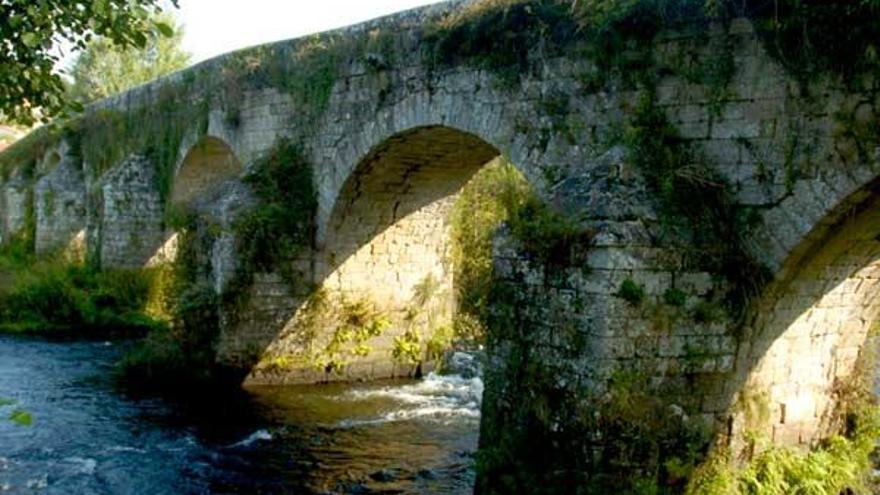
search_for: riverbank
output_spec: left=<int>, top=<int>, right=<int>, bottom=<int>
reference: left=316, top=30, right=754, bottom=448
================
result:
left=0, top=238, right=164, bottom=337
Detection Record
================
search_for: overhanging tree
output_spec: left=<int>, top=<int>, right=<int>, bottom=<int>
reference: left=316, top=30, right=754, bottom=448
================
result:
left=0, top=0, right=178, bottom=125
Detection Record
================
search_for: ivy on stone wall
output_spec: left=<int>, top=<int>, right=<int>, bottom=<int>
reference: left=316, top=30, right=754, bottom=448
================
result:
left=222, top=138, right=317, bottom=327
left=622, top=89, right=769, bottom=317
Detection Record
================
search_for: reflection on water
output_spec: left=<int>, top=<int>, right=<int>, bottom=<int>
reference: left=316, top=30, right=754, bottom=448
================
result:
left=0, top=335, right=480, bottom=494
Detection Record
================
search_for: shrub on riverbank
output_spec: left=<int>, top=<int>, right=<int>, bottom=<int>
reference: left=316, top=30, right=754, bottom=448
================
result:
left=0, top=255, right=163, bottom=335
left=116, top=282, right=220, bottom=390
left=449, top=157, right=533, bottom=344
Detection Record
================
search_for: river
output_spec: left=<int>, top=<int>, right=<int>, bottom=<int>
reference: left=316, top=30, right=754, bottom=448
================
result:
left=0, top=335, right=482, bottom=494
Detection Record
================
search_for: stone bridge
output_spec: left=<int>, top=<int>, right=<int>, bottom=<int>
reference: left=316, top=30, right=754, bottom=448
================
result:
left=1, top=0, right=878, bottom=490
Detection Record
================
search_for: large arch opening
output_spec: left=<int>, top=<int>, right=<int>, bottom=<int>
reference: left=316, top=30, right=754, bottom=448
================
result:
left=732, top=179, right=880, bottom=450
left=251, top=125, right=534, bottom=382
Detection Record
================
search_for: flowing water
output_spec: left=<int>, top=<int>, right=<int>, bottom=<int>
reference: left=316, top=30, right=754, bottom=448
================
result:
left=0, top=335, right=482, bottom=494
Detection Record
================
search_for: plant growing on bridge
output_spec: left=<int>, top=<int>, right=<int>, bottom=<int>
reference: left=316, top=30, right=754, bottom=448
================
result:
left=688, top=337, right=880, bottom=495
left=621, top=89, right=769, bottom=317
left=312, top=298, right=391, bottom=373
left=477, top=357, right=714, bottom=494
left=450, top=157, right=531, bottom=340
left=234, top=139, right=316, bottom=277
left=117, top=221, right=221, bottom=390
left=617, top=278, right=646, bottom=306
left=687, top=405, right=880, bottom=495
left=392, top=329, right=422, bottom=366
left=223, top=138, right=317, bottom=329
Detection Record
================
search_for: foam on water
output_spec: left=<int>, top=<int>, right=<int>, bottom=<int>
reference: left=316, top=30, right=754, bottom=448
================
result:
left=334, top=372, right=484, bottom=427
left=228, top=429, right=273, bottom=448
left=63, top=457, right=97, bottom=475
left=104, top=446, right=147, bottom=454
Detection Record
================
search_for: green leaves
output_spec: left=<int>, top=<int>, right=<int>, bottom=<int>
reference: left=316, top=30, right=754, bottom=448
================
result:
left=9, top=409, right=32, bottom=426
left=0, top=0, right=181, bottom=125
left=154, top=22, right=175, bottom=38
left=0, top=398, right=32, bottom=426
left=20, top=33, right=40, bottom=48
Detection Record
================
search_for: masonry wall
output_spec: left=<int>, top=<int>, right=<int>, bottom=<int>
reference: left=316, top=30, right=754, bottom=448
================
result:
left=1, top=177, right=29, bottom=243
left=239, top=127, right=498, bottom=383
left=34, top=156, right=86, bottom=256
left=97, top=155, right=166, bottom=269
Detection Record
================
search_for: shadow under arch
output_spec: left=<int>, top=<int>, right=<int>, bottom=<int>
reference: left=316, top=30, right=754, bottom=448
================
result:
left=145, top=135, right=244, bottom=268
left=724, top=175, right=880, bottom=450
left=170, top=136, right=244, bottom=209
left=243, top=124, right=533, bottom=383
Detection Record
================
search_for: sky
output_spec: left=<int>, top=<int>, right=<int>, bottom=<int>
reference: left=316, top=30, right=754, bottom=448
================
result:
left=175, top=0, right=447, bottom=63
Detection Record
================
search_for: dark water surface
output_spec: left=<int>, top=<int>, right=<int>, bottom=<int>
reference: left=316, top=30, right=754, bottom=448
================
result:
left=0, top=335, right=481, bottom=494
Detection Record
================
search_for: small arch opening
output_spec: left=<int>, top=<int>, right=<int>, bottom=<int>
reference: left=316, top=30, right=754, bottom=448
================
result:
left=171, top=136, right=242, bottom=208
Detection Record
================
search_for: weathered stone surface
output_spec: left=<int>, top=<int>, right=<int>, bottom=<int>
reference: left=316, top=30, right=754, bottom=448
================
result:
left=97, top=155, right=165, bottom=269
left=34, top=149, right=86, bottom=256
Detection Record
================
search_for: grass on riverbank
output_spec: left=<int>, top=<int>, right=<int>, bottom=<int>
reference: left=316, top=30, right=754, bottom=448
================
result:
left=0, top=238, right=164, bottom=336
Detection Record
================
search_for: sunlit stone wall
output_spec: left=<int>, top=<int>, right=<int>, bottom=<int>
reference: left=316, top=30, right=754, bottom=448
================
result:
left=34, top=147, right=87, bottom=256
left=731, top=190, right=880, bottom=448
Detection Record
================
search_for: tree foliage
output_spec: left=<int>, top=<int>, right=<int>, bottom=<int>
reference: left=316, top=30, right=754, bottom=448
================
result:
left=0, top=0, right=178, bottom=125
left=68, top=12, right=190, bottom=104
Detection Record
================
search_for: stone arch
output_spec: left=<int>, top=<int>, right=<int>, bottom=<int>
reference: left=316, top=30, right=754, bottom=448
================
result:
left=246, top=125, right=535, bottom=383
left=170, top=136, right=243, bottom=208
left=731, top=176, right=880, bottom=448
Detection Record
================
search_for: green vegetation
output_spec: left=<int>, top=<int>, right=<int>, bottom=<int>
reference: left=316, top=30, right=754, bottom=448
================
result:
left=477, top=365, right=714, bottom=494
left=68, top=12, right=191, bottom=104
left=686, top=337, right=880, bottom=494
left=1, top=398, right=32, bottom=426
left=392, top=329, right=422, bottom=365
left=663, top=287, right=688, bottom=307
left=450, top=156, right=586, bottom=344
left=116, top=221, right=220, bottom=390
left=314, top=298, right=391, bottom=373
left=691, top=299, right=726, bottom=324
left=0, top=126, right=54, bottom=181
left=688, top=378, right=880, bottom=494
left=622, top=89, right=769, bottom=316
left=0, top=262, right=159, bottom=335
left=617, top=278, right=646, bottom=306
left=450, top=158, right=531, bottom=336
left=0, top=0, right=178, bottom=125
left=225, top=139, right=317, bottom=322
left=233, top=139, right=316, bottom=280
left=423, top=0, right=579, bottom=87
left=0, top=239, right=162, bottom=335
left=73, top=89, right=210, bottom=203
left=254, top=292, right=393, bottom=375
left=117, top=282, right=218, bottom=389
left=120, top=137, right=318, bottom=387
